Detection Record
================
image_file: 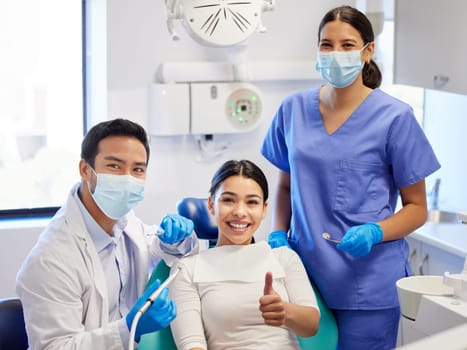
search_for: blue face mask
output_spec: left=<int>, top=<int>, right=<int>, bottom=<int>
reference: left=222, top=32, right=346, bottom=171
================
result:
left=315, top=45, right=367, bottom=88
left=88, top=169, right=145, bottom=220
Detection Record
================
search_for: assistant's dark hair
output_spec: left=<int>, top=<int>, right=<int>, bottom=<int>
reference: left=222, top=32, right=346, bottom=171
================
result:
left=209, top=160, right=269, bottom=201
left=81, top=118, right=150, bottom=167
left=318, top=5, right=382, bottom=89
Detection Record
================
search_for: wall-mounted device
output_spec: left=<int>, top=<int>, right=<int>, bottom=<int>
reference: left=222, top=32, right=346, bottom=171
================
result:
left=165, top=0, right=275, bottom=46
left=149, top=82, right=262, bottom=136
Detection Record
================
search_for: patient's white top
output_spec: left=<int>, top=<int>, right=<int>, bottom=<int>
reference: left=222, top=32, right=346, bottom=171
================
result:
left=169, top=241, right=319, bottom=350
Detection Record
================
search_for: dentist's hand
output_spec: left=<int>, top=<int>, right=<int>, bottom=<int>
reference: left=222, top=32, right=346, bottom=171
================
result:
left=126, top=280, right=176, bottom=341
left=158, top=214, right=194, bottom=245
left=259, top=272, right=285, bottom=327
left=267, top=230, right=291, bottom=249
left=336, top=222, right=383, bottom=257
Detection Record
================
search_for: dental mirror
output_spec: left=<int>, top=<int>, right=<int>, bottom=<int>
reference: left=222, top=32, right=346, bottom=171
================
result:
left=322, top=232, right=341, bottom=244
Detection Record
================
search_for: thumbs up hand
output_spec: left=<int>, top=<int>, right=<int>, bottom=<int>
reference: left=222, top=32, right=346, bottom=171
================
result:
left=259, top=272, right=286, bottom=327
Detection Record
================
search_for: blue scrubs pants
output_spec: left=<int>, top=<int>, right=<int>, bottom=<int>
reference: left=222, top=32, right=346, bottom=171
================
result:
left=334, top=307, right=400, bottom=350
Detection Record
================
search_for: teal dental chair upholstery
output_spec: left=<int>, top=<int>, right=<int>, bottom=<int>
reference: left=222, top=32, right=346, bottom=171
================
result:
left=138, top=198, right=338, bottom=350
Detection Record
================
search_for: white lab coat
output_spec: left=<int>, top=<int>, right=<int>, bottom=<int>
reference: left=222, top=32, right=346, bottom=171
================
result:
left=16, top=184, right=196, bottom=350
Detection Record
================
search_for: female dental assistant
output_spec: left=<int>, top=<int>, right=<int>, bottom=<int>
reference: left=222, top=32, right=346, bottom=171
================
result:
left=260, top=5, right=440, bottom=350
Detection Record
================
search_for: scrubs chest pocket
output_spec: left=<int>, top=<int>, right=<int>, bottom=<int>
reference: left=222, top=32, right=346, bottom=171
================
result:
left=334, top=160, right=388, bottom=213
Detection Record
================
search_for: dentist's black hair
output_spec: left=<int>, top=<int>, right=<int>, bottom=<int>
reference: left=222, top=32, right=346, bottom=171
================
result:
left=81, top=118, right=150, bottom=167
left=209, top=160, right=269, bottom=202
left=318, top=5, right=382, bottom=89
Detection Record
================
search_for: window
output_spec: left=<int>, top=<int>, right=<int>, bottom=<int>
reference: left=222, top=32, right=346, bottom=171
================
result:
left=0, top=0, right=84, bottom=216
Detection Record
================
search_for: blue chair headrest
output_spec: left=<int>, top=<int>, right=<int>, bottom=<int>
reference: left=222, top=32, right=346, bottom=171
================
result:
left=176, top=197, right=218, bottom=241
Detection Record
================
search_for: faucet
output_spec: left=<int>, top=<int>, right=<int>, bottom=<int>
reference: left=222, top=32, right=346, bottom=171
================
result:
left=428, top=178, right=441, bottom=210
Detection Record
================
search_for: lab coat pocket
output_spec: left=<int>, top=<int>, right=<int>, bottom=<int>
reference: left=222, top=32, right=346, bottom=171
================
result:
left=334, top=159, right=389, bottom=213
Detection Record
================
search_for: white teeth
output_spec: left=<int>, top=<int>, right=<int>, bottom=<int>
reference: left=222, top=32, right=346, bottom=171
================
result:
left=230, top=223, right=248, bottom=229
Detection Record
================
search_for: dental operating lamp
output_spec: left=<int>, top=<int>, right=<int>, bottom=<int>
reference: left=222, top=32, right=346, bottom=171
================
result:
left=165, top=0, right=275, bottom=47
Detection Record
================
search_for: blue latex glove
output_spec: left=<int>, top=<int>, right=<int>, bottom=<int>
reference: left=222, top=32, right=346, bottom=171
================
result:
left=336, top=222, right=383, bottom=257
left=158, top=214, right=194, bottom=245
left=126, top=279, right=176, bottom=341
left=268, top=230, right=291, bottom=249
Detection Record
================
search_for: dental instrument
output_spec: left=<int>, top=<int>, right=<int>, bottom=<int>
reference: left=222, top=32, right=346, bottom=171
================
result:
left=146, top=227, right=165, bottom=236
left=128, top=266, right=182, bottom=350
left=322, top=232, right=341, bottom=244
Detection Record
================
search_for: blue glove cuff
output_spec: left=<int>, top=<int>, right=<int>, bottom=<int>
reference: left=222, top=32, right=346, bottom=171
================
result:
left=269, top=230, right=287, bottom=239
left=368, top=222, right=383, bottom=244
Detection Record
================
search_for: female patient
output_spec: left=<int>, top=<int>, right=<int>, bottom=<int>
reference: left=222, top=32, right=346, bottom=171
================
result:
left=169, top=160, right=320, bottom=350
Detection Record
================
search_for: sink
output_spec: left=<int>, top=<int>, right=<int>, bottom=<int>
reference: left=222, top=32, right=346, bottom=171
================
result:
left=396, top=275, right=454, bottom=320
left=427, top=210, right=459, bottom=224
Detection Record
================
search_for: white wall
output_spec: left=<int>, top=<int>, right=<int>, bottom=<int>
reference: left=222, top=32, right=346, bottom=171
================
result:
left=0, top=220, right=48, bottom=298
left=0, top=0, right=354, bottom=299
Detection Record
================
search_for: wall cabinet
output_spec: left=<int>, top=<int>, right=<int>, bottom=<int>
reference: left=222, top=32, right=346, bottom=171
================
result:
left=406, top=236, right=465, bottom=276
left=394, top=0, right=467, bottom=95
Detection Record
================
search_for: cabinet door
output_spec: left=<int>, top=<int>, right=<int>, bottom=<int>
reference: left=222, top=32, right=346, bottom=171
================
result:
left=394, top=0, right=467, bottom=94
left=405, top=236, right=422, bottom=275
left=418, top=242, right=465, bottom=276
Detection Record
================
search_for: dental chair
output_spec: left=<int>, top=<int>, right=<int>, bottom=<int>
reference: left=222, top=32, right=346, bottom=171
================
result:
left=138, top=198, right=338, bottom=350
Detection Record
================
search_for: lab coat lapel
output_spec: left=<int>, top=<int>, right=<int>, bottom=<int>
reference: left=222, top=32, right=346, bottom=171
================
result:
left=62, top=184, right=109, bottom=324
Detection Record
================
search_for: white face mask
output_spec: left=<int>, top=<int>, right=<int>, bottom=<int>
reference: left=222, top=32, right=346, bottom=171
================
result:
left=88, top=168, right=145, bottom=220
left=315, top=45, right=367, bottom=88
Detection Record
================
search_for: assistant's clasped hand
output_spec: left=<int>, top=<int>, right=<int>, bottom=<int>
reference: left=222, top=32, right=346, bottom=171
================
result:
left=267, top=230, right=291, bottom=248
left=158, top=214, right=195, bottom=244
left=336, top=222, right=383, bottom=257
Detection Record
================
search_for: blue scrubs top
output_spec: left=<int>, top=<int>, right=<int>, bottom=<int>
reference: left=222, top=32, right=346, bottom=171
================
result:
left=261, top=87, right=440, bottom=310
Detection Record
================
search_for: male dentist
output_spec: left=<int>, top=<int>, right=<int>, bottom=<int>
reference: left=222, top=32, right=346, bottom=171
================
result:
left=17, top=118, right=198, bottom=349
